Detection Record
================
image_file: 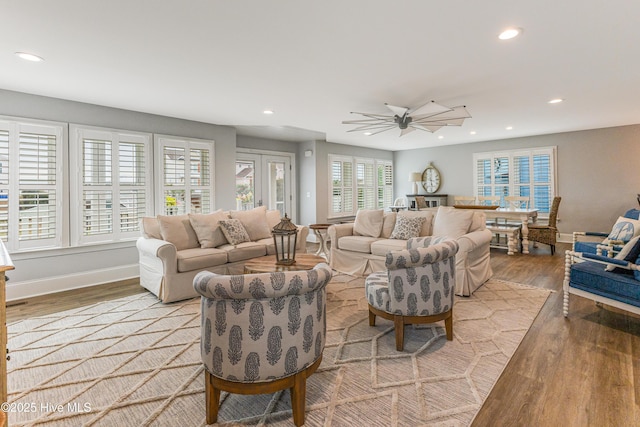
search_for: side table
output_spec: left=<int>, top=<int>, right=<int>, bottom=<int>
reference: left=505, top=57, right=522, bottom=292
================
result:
left=309, top=224, right=331, bottom=261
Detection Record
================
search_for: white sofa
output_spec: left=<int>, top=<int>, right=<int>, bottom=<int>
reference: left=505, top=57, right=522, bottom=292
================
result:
left=329, top=206, right=493, bottom=296
left=137, top=207, right=308, bottom=303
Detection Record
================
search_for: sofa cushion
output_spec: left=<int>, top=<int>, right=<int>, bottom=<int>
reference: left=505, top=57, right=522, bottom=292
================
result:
left=140, top=217, right=162, bottom=240
left=397, top=210, right=434, bottom=236
left=266, top=209, right=282, bottom=229
left=371, top=238, right=407, bottom=257
left=189, top=210, right=229, bottom=248
left=256, top=237, right=277, bottom=255
left=219, top=219, right=251, bottom=245
left=604, top=216, right=640, bottom=244
left=353, top=209, right=384, bottom=238
left=380, top=212, right=397, bottom=238
left=176, top=248, right=228, bottom=273
left=218, top=241, right=268, bottom=262
left=157, top=214, right=200, bottom=250
left=570, top=260, right=640, bottom=308
left=432, top=206, right=474, bottom=238
left=390, top=215, right=425, bottom=240
left=337, top=236, right=378, bottom=253
left=230, top=206, right=272, bottom=241
left=468, top=211, right=487, bottom=232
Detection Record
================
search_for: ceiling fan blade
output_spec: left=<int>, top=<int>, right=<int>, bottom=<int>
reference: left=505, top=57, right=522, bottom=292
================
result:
left=409, top=100, right=452, bottom=116
left=367, top=125, right=397, bottom=136
left=385, top=103, right=409, bottom=117
left=412, top=124, right=444, bottom=132
left=346, top=123, right=399, bottom=132
left=400, top=127, right=417, bottom=136
left=342, top=117, right=394, bottom=125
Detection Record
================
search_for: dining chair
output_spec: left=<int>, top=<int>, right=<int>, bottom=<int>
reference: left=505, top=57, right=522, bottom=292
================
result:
left=453, top=196, right=476, bottom=206
left=527, top=196, right=561, bottom=254
left=477, top=196, right=500, bottom=206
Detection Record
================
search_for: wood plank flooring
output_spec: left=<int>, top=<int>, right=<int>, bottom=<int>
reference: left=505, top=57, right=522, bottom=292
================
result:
left=5, top=243, right=640, bottom=426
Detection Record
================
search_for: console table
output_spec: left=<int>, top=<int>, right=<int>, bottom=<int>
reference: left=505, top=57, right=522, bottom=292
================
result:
left=406, top=194, right=448, bottom=209
left=0, top=241, right=13, bottom=427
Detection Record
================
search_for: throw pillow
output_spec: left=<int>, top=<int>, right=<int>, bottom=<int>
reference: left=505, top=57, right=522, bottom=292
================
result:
left=606, top=235, right=640, bottom=273
left=230, top=206, right=272, bottom=241
left=157, top=214, right=200, bottom=251
left=432, top=206, right=474, bottom=238
left=604, top=216, right=640, bottom=244
left=140, top=217, right=162, bottom=240
left=189, top=210, right=229, bottom=248
left=390, top=216, right=426, bottom=240
left=380, top=212, right=397, bottom=238
left=353, top=209, right=384, bottom=238
left=397, top=210, right=434, bottom=236
left=219, top=219, right=251, bottom=245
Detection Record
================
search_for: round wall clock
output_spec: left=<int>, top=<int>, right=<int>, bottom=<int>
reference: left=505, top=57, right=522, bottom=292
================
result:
left=422, top=162, right=441, bottom=194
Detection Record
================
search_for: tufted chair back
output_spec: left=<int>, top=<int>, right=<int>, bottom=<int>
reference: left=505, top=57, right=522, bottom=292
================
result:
left=193, top=263, right=332, bottom=426
left=366, top=238, right=459, bottom=351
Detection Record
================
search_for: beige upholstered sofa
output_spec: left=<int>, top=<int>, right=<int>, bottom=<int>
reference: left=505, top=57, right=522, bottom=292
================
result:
left=137, top=206, right=308, bottom=303
left=329, top=206, right=493, bottom=296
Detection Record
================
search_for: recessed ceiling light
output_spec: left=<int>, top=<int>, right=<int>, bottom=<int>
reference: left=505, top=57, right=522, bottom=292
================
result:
left=15, top=52, right=44, bottom=62
left=548, top=98, right=564, bottom=104
left=470, top=131, right=477, bottom=135
left=506, top=126, right=513, bottom=130
left=363, top=132, right=372, bottom=136
left=263, top=110, right=274, bottom=115
left=438, top=135, right=444, bottom=139
left=498, top=27, right=522, bottom=40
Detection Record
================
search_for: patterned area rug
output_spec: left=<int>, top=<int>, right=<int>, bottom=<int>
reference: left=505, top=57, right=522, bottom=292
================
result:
left=6, top=275, right=550, bottom=426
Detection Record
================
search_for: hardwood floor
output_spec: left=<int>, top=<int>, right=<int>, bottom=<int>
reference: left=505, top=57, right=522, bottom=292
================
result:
left=5, top=243, right=640, bottom=426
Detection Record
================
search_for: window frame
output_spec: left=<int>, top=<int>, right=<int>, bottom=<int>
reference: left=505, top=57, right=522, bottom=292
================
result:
left=0, top=117, right=66, bottom=252
left=473, top=146, right=557, bottom=215
left=328, top=154, right=393, bottom=218
left=154, top=134, right=215, bottom=216
left=69, top=125, right=153, bottom=246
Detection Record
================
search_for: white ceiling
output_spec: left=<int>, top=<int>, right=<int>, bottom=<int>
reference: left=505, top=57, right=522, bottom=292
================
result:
left=2, top=1, right=639, bottom=151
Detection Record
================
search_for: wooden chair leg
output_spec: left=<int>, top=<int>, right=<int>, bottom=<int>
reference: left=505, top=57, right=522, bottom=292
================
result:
left=205, top=370, right=220, bottom=425
left=290, top=371, right=307, bottom=427
left=394, top=315, right=404, bottom=351
left=445, top=314, right=453, bottom=340
left=368, top=308, right=376, bottom=326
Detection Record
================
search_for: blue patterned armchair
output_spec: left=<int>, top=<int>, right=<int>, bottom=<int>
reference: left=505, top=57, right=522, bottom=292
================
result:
left=193, top=263, right=333, bottom=426
left=365, top=237, right=459, bottom=351
left=573, top=208, right=640, bottom=256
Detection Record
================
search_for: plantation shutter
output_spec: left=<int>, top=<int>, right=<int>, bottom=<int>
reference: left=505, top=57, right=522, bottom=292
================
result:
left=356, top=159, right=375, bottom=210
left=156, top=135, right=215, bottom=216
left=18, top=132, right=58, bottom=243
left=377, top=161, right=393, bottom=209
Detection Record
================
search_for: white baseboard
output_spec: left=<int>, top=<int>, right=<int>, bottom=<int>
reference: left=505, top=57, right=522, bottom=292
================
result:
left=558, top=233, right=573, bottom=244
left=6, top=264, right=139, bottom=302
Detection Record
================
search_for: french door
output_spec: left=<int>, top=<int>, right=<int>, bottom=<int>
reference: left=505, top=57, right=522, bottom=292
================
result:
left=235, top=150, right=294, bottom=219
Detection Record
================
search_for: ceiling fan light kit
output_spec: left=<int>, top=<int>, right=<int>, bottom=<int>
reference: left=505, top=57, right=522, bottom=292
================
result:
left=342, top=100, right=471, bottom=137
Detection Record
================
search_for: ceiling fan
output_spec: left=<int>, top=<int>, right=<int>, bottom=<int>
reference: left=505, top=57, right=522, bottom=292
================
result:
left=342, top=100, right=471, bottom=137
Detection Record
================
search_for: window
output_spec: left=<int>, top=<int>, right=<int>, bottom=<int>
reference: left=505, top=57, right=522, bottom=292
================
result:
left=0, top=119, right=64, bottom=251
left=473, top=146, right=556, bottom=213
left=329, top=155, right=393, bottom=218
left=70, top=125, right=153, bottom=245
left=155, top=135, right=214, bottom=216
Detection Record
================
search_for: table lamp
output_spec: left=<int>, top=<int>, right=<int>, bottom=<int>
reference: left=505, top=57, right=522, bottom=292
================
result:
left=409, top=172, right=422, bottom=194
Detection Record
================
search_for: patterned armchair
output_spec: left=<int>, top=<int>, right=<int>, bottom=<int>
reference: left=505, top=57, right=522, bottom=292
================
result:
left=365, top=237, right=459, bottom=351
left=193, top=263, right=333, bottom=426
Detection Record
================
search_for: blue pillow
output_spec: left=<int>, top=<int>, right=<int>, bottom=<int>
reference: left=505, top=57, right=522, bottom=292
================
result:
left=607, top=236, right=640, bottom=275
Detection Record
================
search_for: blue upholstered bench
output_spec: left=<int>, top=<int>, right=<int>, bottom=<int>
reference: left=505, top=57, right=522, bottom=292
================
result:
left=564, top=250, right=640, bottom=317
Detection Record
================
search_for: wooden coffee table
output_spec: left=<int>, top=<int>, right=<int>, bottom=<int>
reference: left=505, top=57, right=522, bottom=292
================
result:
left=244, top=254, right=327, bottom=274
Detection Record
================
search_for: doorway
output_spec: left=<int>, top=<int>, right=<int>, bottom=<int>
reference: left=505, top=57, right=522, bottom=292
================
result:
left=235, top=150, right=295, bottom=219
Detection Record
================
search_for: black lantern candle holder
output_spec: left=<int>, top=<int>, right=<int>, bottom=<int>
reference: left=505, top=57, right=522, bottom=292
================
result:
left=272, top=214, right=298, bottom=265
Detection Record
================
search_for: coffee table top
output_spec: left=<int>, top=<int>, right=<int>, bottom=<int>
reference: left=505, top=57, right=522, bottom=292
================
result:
left=244, top=254, right=326, bottom=274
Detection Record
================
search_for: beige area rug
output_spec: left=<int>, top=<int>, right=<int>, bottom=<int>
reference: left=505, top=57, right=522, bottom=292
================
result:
left=6, top=275, right=550, bottom=427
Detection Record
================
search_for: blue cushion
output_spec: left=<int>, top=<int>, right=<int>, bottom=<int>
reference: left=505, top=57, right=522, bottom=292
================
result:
left=624, top=208, right=640, bottom=220
left=570, top=261, right=640, bottom=308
